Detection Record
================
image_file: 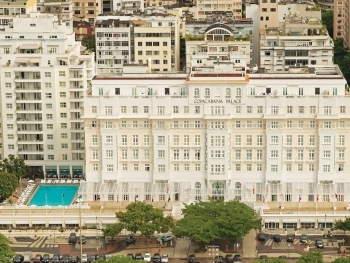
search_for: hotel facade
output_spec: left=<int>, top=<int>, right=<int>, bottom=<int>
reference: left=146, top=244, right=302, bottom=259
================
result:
left=82, top=55, right=349, bottom=204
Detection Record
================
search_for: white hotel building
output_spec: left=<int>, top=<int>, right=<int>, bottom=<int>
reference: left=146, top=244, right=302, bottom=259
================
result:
left=82, top=46, right=350, bottom=204
left=0, top=13, right=94, bottom=178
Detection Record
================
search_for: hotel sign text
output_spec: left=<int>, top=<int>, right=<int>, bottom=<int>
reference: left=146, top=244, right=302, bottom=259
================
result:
left=193, top=99, right=242, bottom=104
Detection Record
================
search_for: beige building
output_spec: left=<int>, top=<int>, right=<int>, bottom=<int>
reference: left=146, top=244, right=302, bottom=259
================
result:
left=37, top=0, right=73, bottom=27
left=259, top=0, right=278, bottom=29
left=333, top=0, right=345, bottom=40
left=0, top=0, right=37, bottom=17
left=191, top=0, right=242, bottom=21
left=72, top=0, right=102, bottom=24
left=318, top=0, right=333, bottom=13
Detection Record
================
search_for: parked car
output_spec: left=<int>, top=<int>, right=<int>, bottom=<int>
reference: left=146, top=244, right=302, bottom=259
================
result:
left=157, top=235, right=173, bottom=243
left=23, top=252, right=32, bottom=263
left=62, top=254, right=70, bottom=263
left=52, top=255, right=61, bottom=263
left=259, top=255, right=268, bottom=261
left=34, top=254, right=43, bottom=263
left=315, top=239, right=324, bottom=248
left=144, top=253, right=151, bottom=262
left=300, top=234, right=308, bottom=244
left=257, top=233, right=266, bottom=241
left=134, top=254, right=143, bottom=261
left=225, top=254, right=234, bottom=263
left=286, top=236, right=294, bottom=242
left=42, top=254, right=50, bottom=263
left=13, top=254, right=24, bottom=263
left=68, top=233, right=77, bottom=244
left=273, top=235, right=282, bottom=243
left=215, top=256, right=224, bottom=263
left=126, top=253, right=134, bottom=260
left=161, top=255, right=169, bottom=263
left=153, top=254, right=161, bottom=263
left=81, top=254, right=88, bottom=263
left=88, top=255, right=97, bottom=263
left=233, top=255, right=242, bottom=262
left=126, top=235, right=135, bottom=245
left=78, top=236, right=86, bottom=244
left=188, top=255, right=196, bottom=263
left=70, top=256, right=79, bottom=263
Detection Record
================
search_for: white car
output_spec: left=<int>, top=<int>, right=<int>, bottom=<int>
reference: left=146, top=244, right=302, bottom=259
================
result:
left=81, top=254, right=88, bottom=263
left=161, top=255, right=169, bottom=263
left=144, top=253, right=151, bottom=262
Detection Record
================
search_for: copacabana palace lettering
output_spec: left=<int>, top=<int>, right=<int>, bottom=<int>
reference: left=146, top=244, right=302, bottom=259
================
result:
left=194, top=99, right=242, bottom=104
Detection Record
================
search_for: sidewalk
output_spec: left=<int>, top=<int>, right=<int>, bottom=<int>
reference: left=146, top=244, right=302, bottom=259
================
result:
left=243, top=230, right=257, bottom=258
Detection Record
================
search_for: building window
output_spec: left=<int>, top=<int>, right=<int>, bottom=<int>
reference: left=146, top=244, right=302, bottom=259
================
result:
left=271, top=165, right=278, bottom=172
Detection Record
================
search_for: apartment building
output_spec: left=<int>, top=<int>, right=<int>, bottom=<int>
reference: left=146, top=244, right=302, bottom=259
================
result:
left=0, top=0, right=37, bottom=19
left=191, top=0, right=242, bottom=21
left=185, top=23, right=252, bottom=70
left=72, top=0, right=102, bottom=24
left=95, top=13, right=180, bottom=74
left=259, top=0, right=278, bottom=29
left=37, top=0, right=73, bottom=27
left=333, top=0, right=345, bottom=40
left=0, top=13, right=94, bottom=178
left=318, top=0, right=333, bottom=13
left=260, top=13, right=333, bottom=71
left=82, top=46, right=348, bottom=204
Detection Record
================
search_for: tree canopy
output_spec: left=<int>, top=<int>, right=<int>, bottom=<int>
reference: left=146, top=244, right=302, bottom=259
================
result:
left=321, top=10, right=333, bottom=37
left=116, top=202, right=175, bottom=239
left=95, top=255, right=146, bottom=263
left=0, top=232, right=15, bottom=263
left=296, top=250, right=323, bottom=263
left=0, top=155, right=27, bottom=181
left=254, top=258, right=287, bottom=263
left=82, top=35, right=95, bottom=53
left=333, top=217, right=350, bottom=234
left=332, top=257, right=350, bottom=263
left=102, top=223, right=124, bottom=240
left=334, top=38, right=350, bottom=85
left=172, top=199, right=261, bottom=246
left=0, top=172, right=18, bottom=201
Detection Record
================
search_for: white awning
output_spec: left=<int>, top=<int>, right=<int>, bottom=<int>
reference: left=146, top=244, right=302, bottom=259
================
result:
left=32, top=220, right=46, bottom=224
left=300, top=219, right=315, bottom=223
left=15, top=58, right=30, bottom=63
left=318, top=219, right=333, bottom=223
left=80, top=46, right=87, bottom=52
left=70, top=55, right=78, bottom=60
left=19, top=44, right=40, bottom=49
left=0, top=221, right=12, bottom=224
left=30, top=58, right=41, bottom=63
left=264, top=219, right=280, bottom=223
left=57, top=58, right=68, bottom=63
left=85, top=219, right=99, bottom=224
left=65, top=220, right=79, bottom=224
left=282, top=219, right=298, bottom=223
left=102, top=219, right=116, bottom=224
left=16, top=220, right=29, bottom=224
left=48, top=220, right=62, bottom=224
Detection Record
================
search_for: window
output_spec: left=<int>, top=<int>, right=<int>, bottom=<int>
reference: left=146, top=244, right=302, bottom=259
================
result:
left=298, top=164, right=303, bottom=172
left=61, top=144, right=68, bottom=149
left=122, top=164, right=128, bottom=171
left=309, top=135, right=315, bottom=145
left=173, top=150, right=179, bottom=159
left=48, top=155, right=54, bottom=160
left=235, top=150, right=241, bottom=160
left=92, top=135, right=97, bottom=145
left=298, top=135, right=304, bottom=145
left=184, top=106, right=189, bottom=113
left=59, top=71, right=65, bottom=76
left=287, top=106, right=293, bottom=114
left=247, top=106, right=252, bottom=114
left=298, top=150, right=304, bottom=160
left=271, top=122, right=278, bottom=129
left=310, top=121, right=315, bottom=128
left=47, top=134, right=53, bottom=139
left=61, top=123, right=67, bottom=128
left=158, top=106, right=165, bottom=115
left=184, top=135, right=189, bottom=145
left=286, top=164, right=292, bottom=171
left=271, top=150, right=278, bottom=158
left=92, top=149, right=98, bottom=160
left=236, top=164, right=241, bottom=171
left=173, top=106, right=178, bottom=113
left=133, top=135, right=138, bottom=146
left=323, top=165, right=330, bottom=172
left=257, top=164, right=262, bottom=171
left=340, top=106, right=346, bottom=114
left=158, top=165, right=165, bottom=172
left=287, top=121, right=292, bottom=128
left=323, top=150, right=331, bottom=158
left=45, top=83, right=51, bottom=88
left=121, top=135, right=127, bottom=146
left=246, top=149, right=252, bottom=160
left=257, top=135, right=263, bottom=146
left=205, top=88, right=210, bottom=98
left=194, top=88, right=199, bottom=98
left=271, top=136, right=278, bottom=144
left=310, top=106, right=316, bottom=113
left=105, top=106, right=113, bottom=115
left=60, top=113, right=67, bottom=118
left=184, top=164, right=189, bottom=171
left=60, top=92, right=66, bottom=98
left=339, top=149, right=345, bottom=160
left=247, top=135, right=252, bottom=145
left=107, top=164, right=114, bottom=172
left=5, top=93, right=12, bottom=99
left=324, top=136, right=331, bottom=144
left=106, top=136, right=113, bottom=143
left=257, top=150, right=263, bottom=160
left=271, top=106, right=279, bottom=115
left=121, top=106, right=127, bottom=113
left=257, top=106, right=263, bottom=113
left=106, top=150, right=113, bottom=158
left=286, top=135, right=292, bottom=146
left=309, top=164, right=314, bottom=172
left=298, top=121, right=304, bottom=128
left=144, top=135, right=149, bottom=146
left=158, top=150, right=165, bottom=158
left=271, top=165, right=278, bottom=172
left=144, top=106, right=149, bottom=113
left=339, top=135, right=345, bottom=145
left=324, top=106, right=332, bottom=115
left=158, top=136, right=165, bottom=144
left=286, top=150, right=292, bottom=160
left=235, top=135, right=241, bottom=145
left=60, top=102, right=66, bottom=108
left=298, top=106, right=304, bottom=114
left=324, top=121, right=331, bottom=129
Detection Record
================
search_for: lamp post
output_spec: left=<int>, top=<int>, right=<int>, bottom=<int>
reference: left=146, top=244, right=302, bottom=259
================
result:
left=53, top=227, right=56, bottom=244
left=8, top=227, right=12, bottom=243
left=325, top=214, right=327, bottom=230
left=50, top=235, right=52, bottom=254
left=77, top=198, right=83, bottom=260
left=62, top=194, right=65, bottom=215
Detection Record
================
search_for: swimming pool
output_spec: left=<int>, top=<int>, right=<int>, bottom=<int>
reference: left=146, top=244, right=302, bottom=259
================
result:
left=28, top=185, right=79, bottom=206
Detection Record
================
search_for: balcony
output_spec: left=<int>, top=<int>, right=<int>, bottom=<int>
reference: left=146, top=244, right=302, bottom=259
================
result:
left=16, top=95, right=42, bottom=103
left=15, top=84, right=41, bottom=92
left=15, top=72, right=41, bottom=81
left=18, top=154, right=44, bottom=161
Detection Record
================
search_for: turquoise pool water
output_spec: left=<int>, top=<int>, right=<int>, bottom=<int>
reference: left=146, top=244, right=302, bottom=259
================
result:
left=28, top=185, right=79, bottom=206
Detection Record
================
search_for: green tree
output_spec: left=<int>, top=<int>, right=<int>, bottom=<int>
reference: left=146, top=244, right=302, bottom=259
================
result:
left=0, top=172, right=18, bottom=201
left=172, top=199, right=261, bottom=247
left=116, top=202, right=175, bottom=241
left=102, top=223, right=124, bottom=241
left=334, top=38, right=350, bottom=84
left=82, top=35, right=95, bottom=53
left=321, top=10, right=333, bottom=37
left=296, top=250, right=323, bottom=263
left=0, top=232, right=15, bottom=263
left=179, top=37, right=186, bottom=71
left=95, top=255, right=146, bottom=263
left=332, top=257, right=350, bottom=263
left=0, top=155, right=27, bottom=181
left=333, top=217, right=350, bottom=234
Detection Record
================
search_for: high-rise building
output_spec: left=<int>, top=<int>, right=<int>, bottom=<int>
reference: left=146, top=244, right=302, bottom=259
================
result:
left=333, top=0, right=350, bottom=47
left=95, top=14, right=180, bottom=75
left=72, top=0, right=102, bottom=24
left=0, top=12, right=94, bottom=178
left=37, top=0, right=73, bottom=27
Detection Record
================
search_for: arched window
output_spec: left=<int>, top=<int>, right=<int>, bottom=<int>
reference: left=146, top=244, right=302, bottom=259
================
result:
left=236, top=88, right=241, bottom=97
left=234, top=182, right=242, bottom=201
left=226, top=88, right=231, bottom=98
left=194, top=88, right=200, bottom=98
left=195, top=182, right=201, bottom=188
left=212, top=182, right=225, bottom=200
left=195, top=182, right=201, bottom=200
left=122, top=182, right=129, bottom=201
left=205, top=88, right=210, bottom=98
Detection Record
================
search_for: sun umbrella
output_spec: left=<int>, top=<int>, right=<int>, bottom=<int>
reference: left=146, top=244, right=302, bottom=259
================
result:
left=28, top=180, right=35, bottom=183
